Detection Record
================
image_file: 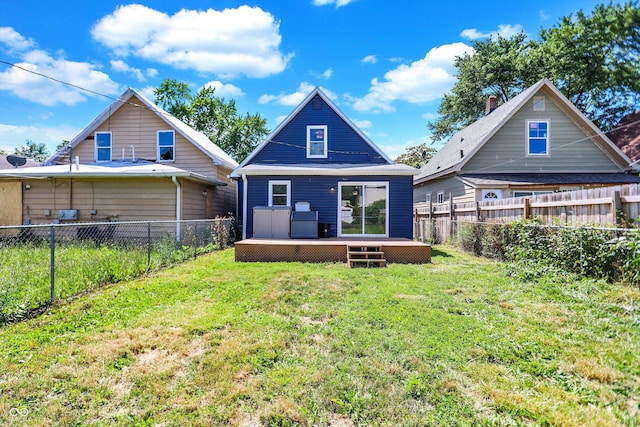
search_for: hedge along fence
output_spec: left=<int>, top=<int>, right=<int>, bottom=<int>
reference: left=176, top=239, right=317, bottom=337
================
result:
left=449, top=219, right=640, bottom=287
left=0, top=218, right=234, bottom=324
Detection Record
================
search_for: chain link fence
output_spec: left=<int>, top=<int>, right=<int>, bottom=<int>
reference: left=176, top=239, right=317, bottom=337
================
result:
left=415, top=218, right=640, bottom=286
left=0, top=218, right=234, bottom=323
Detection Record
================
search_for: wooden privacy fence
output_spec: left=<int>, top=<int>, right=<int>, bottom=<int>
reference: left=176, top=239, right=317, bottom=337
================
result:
left=414, top=183, right=640, bottom=243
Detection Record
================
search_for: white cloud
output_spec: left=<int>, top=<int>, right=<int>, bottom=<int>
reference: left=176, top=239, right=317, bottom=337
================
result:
left=422, top=112, right=438, bottom=120
left=351, top=42, right=474, bottom=112
left=352, top=119, right=372, bottom=129
left=146, top=68, right=158, bottom=78
left=0, top=45, right=121, bottom=106
left=0, top=27, right=35, bottom=51
left=110, top=59, right=145, bottom=81
left=259, top=82, right=337, bottom=106
left=460, top=24, right=525, bottom=40
left=138, top=85, right=157, bottom=100
left=0, top=123, right=81, bottom=154
left=539, top=10, right=550, bottom=21
left=361, top=55, right=378, bottom=64
left=203, top=80, right=245, bottom=97
left=321, top=68, right=333, bottom=79
left=312, top=0, right=355, bottom=7
left=91, top=4, right=292, bottom=79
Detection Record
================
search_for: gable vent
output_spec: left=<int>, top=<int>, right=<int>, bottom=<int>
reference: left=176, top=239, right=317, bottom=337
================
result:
left=312, top=96, right=322, bottom=110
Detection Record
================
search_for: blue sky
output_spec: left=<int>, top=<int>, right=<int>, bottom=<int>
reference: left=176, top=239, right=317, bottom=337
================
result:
left=0, top=0, right=605, bottom=160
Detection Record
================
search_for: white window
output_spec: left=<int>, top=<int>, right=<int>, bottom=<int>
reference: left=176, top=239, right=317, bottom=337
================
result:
left=95, top=132, right=112, bottom=162
left=527, top=120, right=549, bottom=155
left=425, top=194, right=431, bottom=203
left=533, top=96, right=545, bottom=111
left=307, top=125, right=327, bottom=158
left=482, top=189, right=503, bottom=200
left=268, top=180, right=291, bottom=206
left=158, top=130, right=175, bottom=162
left=436, top=192, right=444, bottom=203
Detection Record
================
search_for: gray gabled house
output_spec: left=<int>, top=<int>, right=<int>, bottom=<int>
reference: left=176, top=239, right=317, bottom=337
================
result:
left=414, top=79, right=640, bottom=205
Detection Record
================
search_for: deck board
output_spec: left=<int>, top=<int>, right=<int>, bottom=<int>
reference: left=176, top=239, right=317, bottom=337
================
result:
left=234, top=238, right=431, bottom=264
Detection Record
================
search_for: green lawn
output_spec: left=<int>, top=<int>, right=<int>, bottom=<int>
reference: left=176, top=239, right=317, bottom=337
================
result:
left=0, top=247, right=638, bottom=426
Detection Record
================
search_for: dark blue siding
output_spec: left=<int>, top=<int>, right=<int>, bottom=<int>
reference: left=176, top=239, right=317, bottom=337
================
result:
left=251, top=95, right=388, bottom=165
left=245, top=175, right=413, bottom=239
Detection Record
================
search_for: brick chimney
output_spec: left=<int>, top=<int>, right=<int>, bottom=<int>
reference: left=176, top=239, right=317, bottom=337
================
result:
left=485, top=95, right=498, bottom=114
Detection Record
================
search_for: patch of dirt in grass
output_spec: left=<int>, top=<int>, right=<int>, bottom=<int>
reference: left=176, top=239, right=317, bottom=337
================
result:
left=572, top=357, right=618, bottom=384
left=328, top=413, right=355, bottom=426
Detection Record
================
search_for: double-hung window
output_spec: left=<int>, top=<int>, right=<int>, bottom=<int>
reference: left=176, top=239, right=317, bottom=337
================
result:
left=95, top=132, right=112, bottom=162
left=268, top=180, right=291, bottom=206
left=527, top=121, right=549, bottom=155
left=158, top=130, right=175, bottom=161
left=307, top=125, right=327, bottom=158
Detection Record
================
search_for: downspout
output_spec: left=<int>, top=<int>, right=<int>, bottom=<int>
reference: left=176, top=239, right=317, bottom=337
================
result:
left=242, top=173, right=248, bottom=240
left=171, top=176, right=181, bottom=241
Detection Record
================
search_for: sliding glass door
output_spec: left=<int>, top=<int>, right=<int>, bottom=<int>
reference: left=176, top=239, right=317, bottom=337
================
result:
left=339, top=182, right=388, bottom=237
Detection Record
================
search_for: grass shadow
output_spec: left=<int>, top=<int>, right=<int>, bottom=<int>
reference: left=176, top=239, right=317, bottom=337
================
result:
left=431, top=247, right=454, bottom=258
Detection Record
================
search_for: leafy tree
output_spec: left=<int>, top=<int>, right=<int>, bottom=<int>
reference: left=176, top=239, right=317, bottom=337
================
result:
left=0, top=148, right=7, bottom=155
left=154, top=79, right=269, bottom=162
left=56, top=140, right=70, bottom=152
left=534, top=2, right=640, bottom=130
left=14, top=140, right=49, bottom=162
left=428, top=2, right=640, bottom=142
left=394, top=143, right=438, bottom=168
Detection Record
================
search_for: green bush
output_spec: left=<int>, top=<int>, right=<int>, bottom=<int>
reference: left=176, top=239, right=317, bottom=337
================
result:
left=454, top=219, right=640, bottom=287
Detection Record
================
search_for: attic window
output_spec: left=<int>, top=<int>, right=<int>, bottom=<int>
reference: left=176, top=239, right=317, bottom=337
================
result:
left=158, top=130, right=175, bottom=162
left=533, top=96, right=545, bottom=111
left=312, top=96, right=322, bottom=110
left=527, top=120, right=549, bottom=156
left=307, top=125, right=328, bottom=158
left=95, top=131, right=112, bottom=162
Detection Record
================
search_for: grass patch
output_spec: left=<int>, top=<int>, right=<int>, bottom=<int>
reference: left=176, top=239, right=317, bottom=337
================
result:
left=0, top=246, right=638, bottom=426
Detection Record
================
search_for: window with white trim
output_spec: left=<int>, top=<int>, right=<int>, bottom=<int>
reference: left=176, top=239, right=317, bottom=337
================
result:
left=268, top=180, right=291, bottom=206
left=158, top=130, right=175, bottom=161
left=307, top=125, right=327, bottom=158
left=436, top=192, right=444, bottom=203
left=527, top=120, right=549, bottom=155
left=95, top=131, right=112, bottom=162
left=482, top=189, right=503, bottom=200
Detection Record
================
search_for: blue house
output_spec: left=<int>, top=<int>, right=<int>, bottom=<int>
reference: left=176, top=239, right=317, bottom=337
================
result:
left=230, top=88, right=418, bottom=242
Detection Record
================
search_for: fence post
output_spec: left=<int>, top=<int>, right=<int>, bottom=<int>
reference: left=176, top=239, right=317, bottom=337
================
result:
left=524, top=197, right=532, bottom=219
left=147, top=222, right=151, bottom=269
left=50, top=225, right=55, bottom=303
left=613, top=191, right=622, bottom=226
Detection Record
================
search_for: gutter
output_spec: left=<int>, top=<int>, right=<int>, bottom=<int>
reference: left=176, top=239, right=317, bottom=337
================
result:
left=242, top=173, right=248, bottom=240
left=171, top=176, right=181, bottom=241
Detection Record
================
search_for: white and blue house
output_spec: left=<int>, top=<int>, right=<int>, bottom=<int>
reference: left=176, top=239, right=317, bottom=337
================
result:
left=230, top=88, right=418, bottom=242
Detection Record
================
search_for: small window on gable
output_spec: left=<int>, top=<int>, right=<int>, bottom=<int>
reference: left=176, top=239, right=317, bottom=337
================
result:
left=269, top=180, right=291, bottom=206
left=307, top=125, right=327, bottom=158
left=95, top=131, right=112, bottom=162
left=436, top=192, right=444, bottom=204
left=527, top=120, right=549, bottom=156
left=533, top=96, right=545, bottom=111
left=158, top=130, right=175, bottom=162
left=482, top=189, right=503, bottom=200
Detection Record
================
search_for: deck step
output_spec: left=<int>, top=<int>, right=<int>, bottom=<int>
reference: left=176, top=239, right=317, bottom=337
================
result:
left=346, top=245, right=386, bottom=268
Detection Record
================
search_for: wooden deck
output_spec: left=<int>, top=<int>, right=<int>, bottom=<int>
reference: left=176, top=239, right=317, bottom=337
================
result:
left=234, top=238, right=431, bottom=264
